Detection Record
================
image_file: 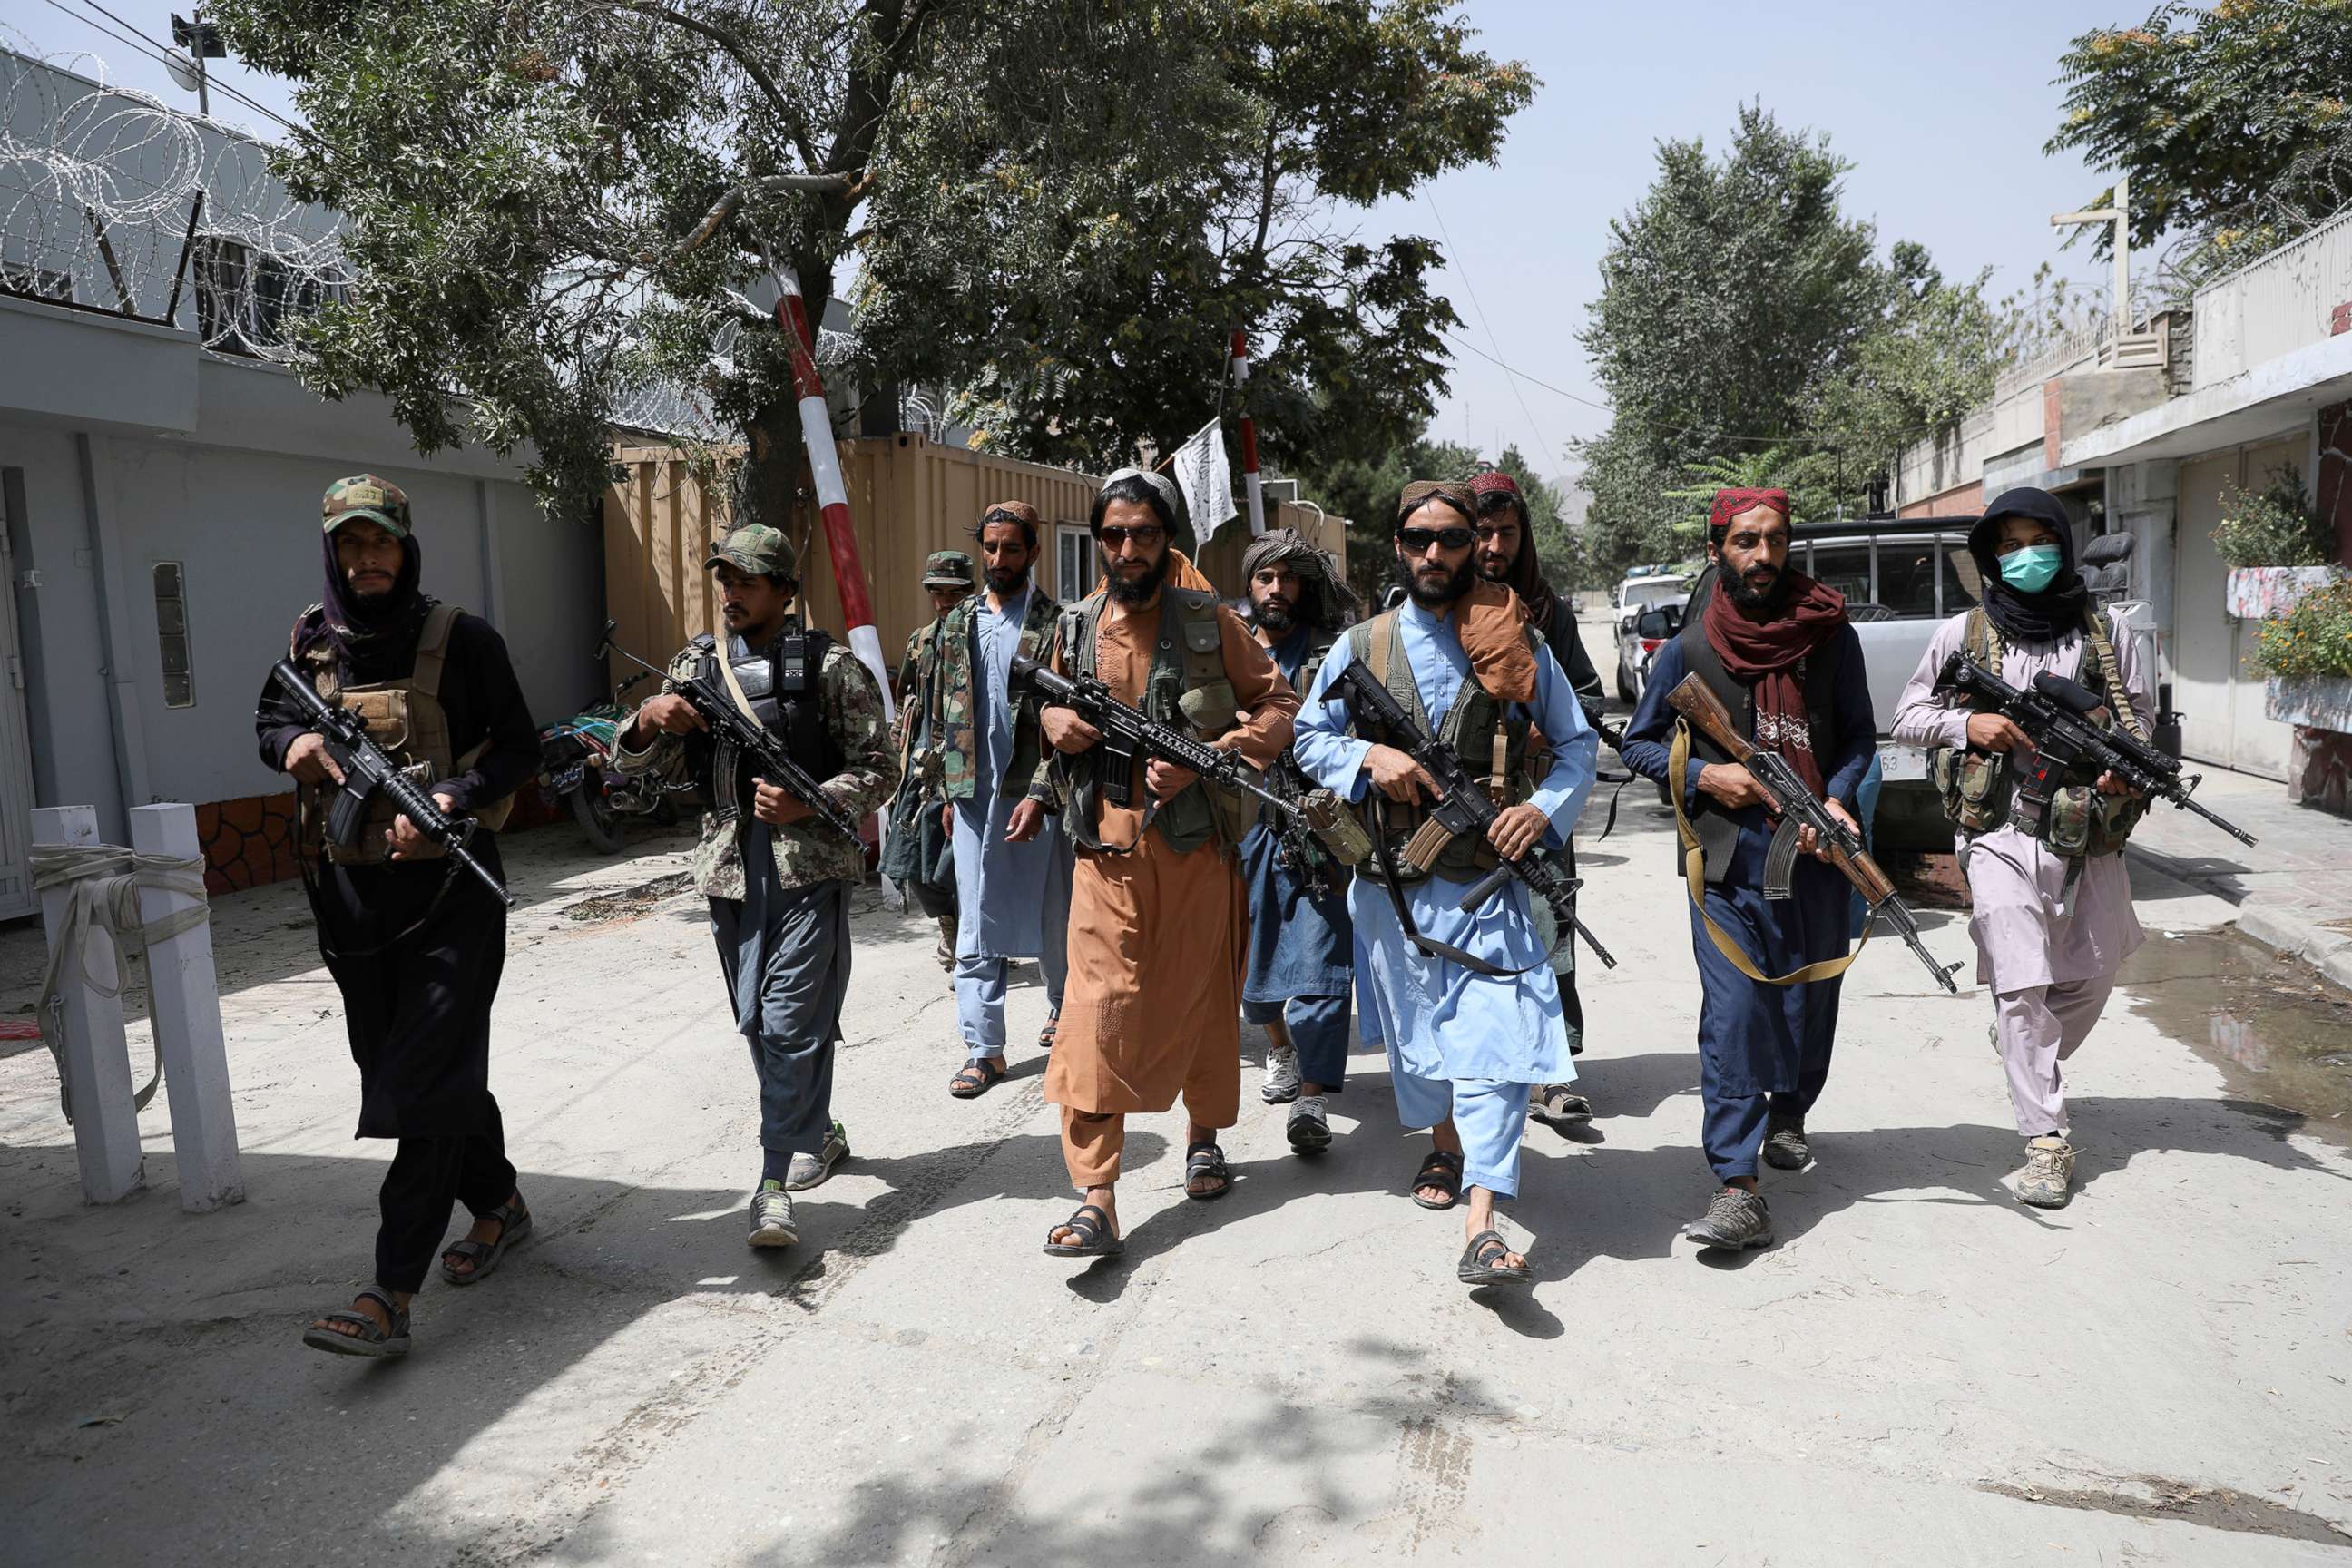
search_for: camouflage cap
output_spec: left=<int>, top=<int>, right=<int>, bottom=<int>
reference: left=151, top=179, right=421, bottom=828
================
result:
left=705, top=523, right=797, bottom=581
left=321, top=474, right=411, bottom=538
left=921, top=550, right=975, bottom=588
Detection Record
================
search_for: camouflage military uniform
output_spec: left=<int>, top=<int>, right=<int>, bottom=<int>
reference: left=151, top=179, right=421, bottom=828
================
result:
left=612, top=637, right=894, bottom=898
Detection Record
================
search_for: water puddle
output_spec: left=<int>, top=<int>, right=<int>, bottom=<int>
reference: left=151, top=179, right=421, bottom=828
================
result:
left=2119, top=930, right=2352, bottom=1147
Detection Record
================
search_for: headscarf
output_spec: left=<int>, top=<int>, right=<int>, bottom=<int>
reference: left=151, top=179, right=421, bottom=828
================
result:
left=1396, top=480, right=1536, bottom=702
left=1468, top=470, right=1558, bottom=629
left=1241, top=527, right=1359, bottom=630
left=302, top=524, right=431, bottom=667
left=1970, top=486, right=2086, bottom=646
left=1700, top=559, right=1847, bottom=798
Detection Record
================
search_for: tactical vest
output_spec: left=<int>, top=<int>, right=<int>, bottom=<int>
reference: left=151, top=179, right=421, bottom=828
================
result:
left=1673, top=621, right=1842, bottom=887
left=691, top=621, right=843, bottom=828
left=1342, top=608, right=1536, bottom=887
left=289, top=603, right=514, bottom=865
left=1927, top=605, right=2146, bottom=858
left=1054, top=585, right=1243, bottom=855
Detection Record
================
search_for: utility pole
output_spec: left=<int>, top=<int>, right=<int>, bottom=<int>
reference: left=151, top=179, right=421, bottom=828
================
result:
left=171, top=11, right=224, bottom=117
left=2053, top=173, right=2133, bottom=344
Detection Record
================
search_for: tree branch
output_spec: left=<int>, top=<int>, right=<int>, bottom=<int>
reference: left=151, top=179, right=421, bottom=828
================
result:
left=594, top=0, right=800, bottom=129
left=645, top=172, right=862, bottom=267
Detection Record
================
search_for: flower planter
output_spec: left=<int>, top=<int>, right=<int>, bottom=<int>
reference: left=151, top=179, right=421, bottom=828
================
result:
left=2225, top=564, right=2342, bottom=619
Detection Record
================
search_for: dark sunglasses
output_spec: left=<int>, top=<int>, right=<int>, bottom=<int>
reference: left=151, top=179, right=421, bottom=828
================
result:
left=1098, top=524, right=1165, bottom=547
left=1397, top=525, right=1474, bottom=553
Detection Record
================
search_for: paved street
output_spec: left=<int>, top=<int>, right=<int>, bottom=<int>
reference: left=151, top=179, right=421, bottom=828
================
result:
left=5, top=623, right=2351, bottom=1566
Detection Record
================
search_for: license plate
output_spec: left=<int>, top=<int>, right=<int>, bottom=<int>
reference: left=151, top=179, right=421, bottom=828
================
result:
left=1878, top=742, right=1928, bottom=782
left=552, top=763, right=587, bottom=793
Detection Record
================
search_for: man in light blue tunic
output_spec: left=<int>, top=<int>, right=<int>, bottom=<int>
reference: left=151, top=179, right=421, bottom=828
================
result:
left=937, top=502, right=1073, bottom=1099
left=1295, top=481, right=1598, bottom=1288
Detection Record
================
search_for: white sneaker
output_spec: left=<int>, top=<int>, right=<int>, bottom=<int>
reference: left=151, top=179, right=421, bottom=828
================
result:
left=1260, top=1045, right=1301, bottom=1104
left=2014, top=1134, right=2075, bottom=1209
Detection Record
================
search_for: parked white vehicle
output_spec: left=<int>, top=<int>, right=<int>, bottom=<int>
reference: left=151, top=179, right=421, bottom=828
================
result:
left=1613, top=571, right=1691, bottom=700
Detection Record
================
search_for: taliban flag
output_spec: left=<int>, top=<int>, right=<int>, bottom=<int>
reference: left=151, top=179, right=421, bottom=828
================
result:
left=1170, top=419, right=1237, bottom=550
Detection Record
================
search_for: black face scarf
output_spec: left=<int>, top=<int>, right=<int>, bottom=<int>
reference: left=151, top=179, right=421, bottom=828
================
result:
left=1970, top=486, right=2087, bottom=646
left=301, top=526, right=434, bottom=670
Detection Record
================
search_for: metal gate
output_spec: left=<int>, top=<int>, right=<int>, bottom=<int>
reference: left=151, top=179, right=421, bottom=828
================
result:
left=0, top=469, right=39, bottom=918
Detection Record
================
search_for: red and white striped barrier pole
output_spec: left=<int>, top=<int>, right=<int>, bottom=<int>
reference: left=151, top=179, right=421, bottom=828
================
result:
left=1230, top=328, right=1267, bottom=537
left=774, top=264, right=894, bottom=725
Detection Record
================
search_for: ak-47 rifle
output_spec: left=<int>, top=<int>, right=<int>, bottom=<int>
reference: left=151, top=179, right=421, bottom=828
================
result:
left=1011, top=654, right=1301, bottom=823
left=597, top=622, right=864, bottom=843
left=1332, top=660, right=1617, bottom=971
left=1936, top=652, right=2258, bottom=848
left=267, top=660, right=514, bottom=907
left=1664, top=673, right=1957, bottom=993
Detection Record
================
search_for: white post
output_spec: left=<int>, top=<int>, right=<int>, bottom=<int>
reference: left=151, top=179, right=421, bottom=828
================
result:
left=130, top=804, right=243, bottom=1211
left=32, top=807, right=144, bottom=1204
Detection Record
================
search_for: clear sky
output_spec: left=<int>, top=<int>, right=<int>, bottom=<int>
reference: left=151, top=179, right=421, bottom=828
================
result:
left=9, top=0, right=2151, bottom=484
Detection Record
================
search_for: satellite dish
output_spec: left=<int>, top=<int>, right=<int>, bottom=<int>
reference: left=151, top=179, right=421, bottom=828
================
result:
left=166, top=54, right=202, bottom=93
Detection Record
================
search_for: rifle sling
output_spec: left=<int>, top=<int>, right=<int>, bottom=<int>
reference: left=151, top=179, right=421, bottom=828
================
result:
left=1667, top=718, right=1867, bottom=987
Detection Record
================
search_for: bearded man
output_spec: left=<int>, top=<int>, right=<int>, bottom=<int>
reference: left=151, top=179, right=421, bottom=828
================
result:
left=1620, top=489, right=1875, bottom=1254
left=1238, top=528, right=1360, bottom=1154
left=1036, top=469, right=1299, bottom=1259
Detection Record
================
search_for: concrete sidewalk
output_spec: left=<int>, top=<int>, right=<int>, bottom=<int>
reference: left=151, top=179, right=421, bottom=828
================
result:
left=2128, top=764, right=2352, bottom=986
left=2, top=798, right=2349, bottom=1566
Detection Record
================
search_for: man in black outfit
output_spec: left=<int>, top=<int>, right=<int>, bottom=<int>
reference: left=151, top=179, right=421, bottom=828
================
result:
left=258, top=475, right=540, bottom=1359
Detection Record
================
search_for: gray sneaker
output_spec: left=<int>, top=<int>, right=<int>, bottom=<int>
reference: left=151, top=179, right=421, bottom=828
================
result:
left=2014, top=1135, right=2075, bottom=1209
left=1761, top=1112, right=1810, bottom=1171
left=786, top=1121, right=850, bottom=1191
left=1685, top=1187, right=1774, bottom=1251
left=1286, top=1095, right=1332, bottom=1154
left=748, top=1180, right=798, bottom=1248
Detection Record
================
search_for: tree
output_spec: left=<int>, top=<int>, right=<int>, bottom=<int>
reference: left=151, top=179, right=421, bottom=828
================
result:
left=1297, top=434, right=1481, bottom=606
left=2048, top=1, right=2352, bottom=280
left=211, top=0, right=1532, bottom=532
left=1661, top=446, right=1838, bottom=552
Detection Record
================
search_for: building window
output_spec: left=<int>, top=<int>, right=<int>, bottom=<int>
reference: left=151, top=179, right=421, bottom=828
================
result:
left=1056, top=524, right=1093, bottom=601
left=154, top=562, right=194, bottom=707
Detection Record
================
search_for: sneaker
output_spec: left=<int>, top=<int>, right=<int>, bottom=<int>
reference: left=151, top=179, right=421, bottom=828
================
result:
left=1287, top=1095, right=1333, bottom=1154
left=1761, top=1112, right=1810, bottom=1171
left=748, top=1180, right=798, bottom=1248
left=2014, top=1135, right=2075, bottom=1209
left=786, top=1121, right=850, bottom=1191
left=1685, top=1187, right=1774, bottom=1251
left=1260, top=1045, right=1302, bottom=1104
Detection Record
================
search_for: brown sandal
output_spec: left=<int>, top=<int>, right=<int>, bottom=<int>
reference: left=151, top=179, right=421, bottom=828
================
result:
left=949, top=1058, right=1006, bottom=1099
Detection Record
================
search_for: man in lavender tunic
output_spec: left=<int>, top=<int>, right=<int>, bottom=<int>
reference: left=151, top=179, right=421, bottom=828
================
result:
left=1891, top=487, right=2151, bottom=1209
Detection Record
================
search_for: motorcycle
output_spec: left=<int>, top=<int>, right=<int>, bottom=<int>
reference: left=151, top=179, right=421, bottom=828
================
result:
left=536, top=671, right=697, bottom=852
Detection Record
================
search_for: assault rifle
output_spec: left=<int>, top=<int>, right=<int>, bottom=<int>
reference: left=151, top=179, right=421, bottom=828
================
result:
left=1665, top=674, right=1957, bottom=993
left=267, top=660, right=514, bottom=906
left=1011, top=654, right=1300, bottom=822
left=597, top=622, right=865, bottom=843
left=1936, top=652, right=2258, bottom=848
left=1333, top=660, right=1617, bottom=970
left=1266, top=752, right=1347, bottom=901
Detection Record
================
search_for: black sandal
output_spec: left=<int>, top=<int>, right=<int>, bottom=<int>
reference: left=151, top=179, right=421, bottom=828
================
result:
left=1044, top=1202, right=1123, bottom=1258
left=1184, top=1140, right=1231, bottom=1201
left=301, top=1285, right=412, bottom=1358
left=949, top=1058, right=1006, bottom=1099
left=1457, top=1229, right=1533, bottom=1287
left=440, top=1197, right=532, bottom=1287
left=1411, top=1150, right=1464, bottom=1210
left=1038, top=1018, right=1057, bottom=1052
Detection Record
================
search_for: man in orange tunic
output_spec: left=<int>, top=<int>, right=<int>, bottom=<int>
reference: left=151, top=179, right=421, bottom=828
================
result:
left=1033, top=468, right=1300, bottom=1258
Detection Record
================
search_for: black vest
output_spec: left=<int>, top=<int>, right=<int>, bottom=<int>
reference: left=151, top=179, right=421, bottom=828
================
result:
left=688, top=625, right=844, bottom=818
left=1674, top=622, right=1842, bottom=887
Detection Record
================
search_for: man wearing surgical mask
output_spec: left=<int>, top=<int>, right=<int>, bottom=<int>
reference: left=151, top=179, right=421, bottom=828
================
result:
left=1891, top=488, right=2152, bottom=1211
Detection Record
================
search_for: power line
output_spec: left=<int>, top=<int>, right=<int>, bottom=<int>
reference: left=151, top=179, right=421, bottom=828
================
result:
left=38, top=0, right=300, bottom=133
left=1441, top=329, right=1614, bottom=414
left=1423, top=192, right=1554, bottom=469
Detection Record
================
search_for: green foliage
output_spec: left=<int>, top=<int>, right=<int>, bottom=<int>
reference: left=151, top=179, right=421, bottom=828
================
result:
left=2213, top=467, right=2337, bottom=567
left=2254, top=578, right=2352, bottom=679
left=2048, top=1, right=2352, bottom=280
left=211, top=0, right=1533, bottom=518
left=1294, top=435, right=1482, bottom=605
left=1573, top=107, right=2004, bottom=579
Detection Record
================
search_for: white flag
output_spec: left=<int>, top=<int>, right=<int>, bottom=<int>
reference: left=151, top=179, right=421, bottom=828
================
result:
left=1171, top=419, right=1236, bottom=549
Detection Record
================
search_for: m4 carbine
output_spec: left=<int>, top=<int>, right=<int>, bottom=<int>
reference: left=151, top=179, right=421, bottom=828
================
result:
left=598, top=622, right=865, bottom=843
left=1011, top=654, right=1300, bottom=822
left=1333, top=660, right=1617, bottom=970
left=268, top=660, right=514, bottom=907
left=1936, top=652, right=2258, bottom=848
left=1664, top=673, right=1957, bottom=993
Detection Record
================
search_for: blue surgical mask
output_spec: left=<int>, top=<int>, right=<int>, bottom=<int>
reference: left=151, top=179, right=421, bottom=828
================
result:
left=2000, top=544, right=2063, bottom=593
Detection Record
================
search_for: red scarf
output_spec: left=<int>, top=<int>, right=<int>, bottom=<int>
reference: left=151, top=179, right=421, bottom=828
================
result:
left=1700, top=568, right=1847, bottom=798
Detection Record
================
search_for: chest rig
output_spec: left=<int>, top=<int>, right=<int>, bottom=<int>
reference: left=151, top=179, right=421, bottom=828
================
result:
left=289, top=603, right=514, bottom=864
left=691, top=620, right=842, bottom=829
left=1928, top=605, right=2146, bottom=859
left=1054, top=586, right=1248, bottom=855
left=1342, top=609, right=1537, bottom=887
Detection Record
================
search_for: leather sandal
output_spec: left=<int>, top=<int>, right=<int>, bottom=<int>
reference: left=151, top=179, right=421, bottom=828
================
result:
left=1044, top=1202, right=1123, bottom=1258
left=1183, top=1140, right=1231, bottom=1201
left=301, top=1285, right=411, bottom=1358
left=949, top=1058, right=1006, bottom=1099
left=440, top=1198, right=532, bottom=1287
left=1457, top=1230, right=1532, bottom=1287
left=1411, top=1150, right=1464, bottom=1210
